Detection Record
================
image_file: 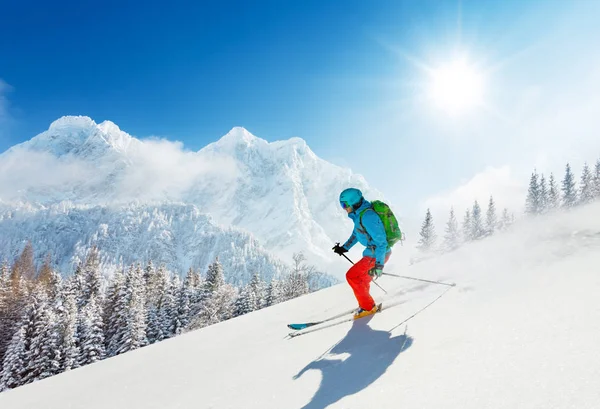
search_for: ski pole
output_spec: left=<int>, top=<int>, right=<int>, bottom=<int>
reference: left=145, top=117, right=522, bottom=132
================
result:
left=381, top=272, right=455, bottom=287
left=337, top=247, right=455, bottom=287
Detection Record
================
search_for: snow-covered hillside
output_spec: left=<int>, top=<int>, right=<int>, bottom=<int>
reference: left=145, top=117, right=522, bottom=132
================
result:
left=0, top=202, right=297, bottom=287
left=1, top=201, right=599, bottom=408
left=0, top=116, right=387, bottom=277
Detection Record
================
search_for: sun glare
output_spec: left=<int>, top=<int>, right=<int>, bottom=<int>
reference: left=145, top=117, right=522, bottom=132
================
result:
left=429, top=58, right=484, bottom=116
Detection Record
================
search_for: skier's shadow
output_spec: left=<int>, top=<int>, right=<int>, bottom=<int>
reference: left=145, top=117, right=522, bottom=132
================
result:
left=293, top=317, right=413, bottom=409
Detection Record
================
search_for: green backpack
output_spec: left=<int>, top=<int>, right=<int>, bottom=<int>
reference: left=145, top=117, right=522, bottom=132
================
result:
left=359, top=200, right=404, bottom=247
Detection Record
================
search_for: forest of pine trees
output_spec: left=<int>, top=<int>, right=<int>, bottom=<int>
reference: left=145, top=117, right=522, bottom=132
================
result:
left=416, top=158, right=600, bottom=257
left=0, top=245, right=324, bottom=392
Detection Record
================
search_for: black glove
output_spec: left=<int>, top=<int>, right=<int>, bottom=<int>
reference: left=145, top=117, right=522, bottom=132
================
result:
left=332, top=243, right=348, bottom=256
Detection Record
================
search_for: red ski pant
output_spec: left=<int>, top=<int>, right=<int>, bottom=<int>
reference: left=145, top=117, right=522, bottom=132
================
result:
left=346, top=254, right=390, bottom=311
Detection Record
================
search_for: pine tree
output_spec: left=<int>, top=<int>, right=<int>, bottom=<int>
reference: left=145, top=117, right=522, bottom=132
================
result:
left=498, top=208, right=512, bottom=230
left=204, top=258, right=225, bottom=296
left=442, top=207, right=460, bottom=252
left=103, top=268, right=125, bottom=355
left=579, top=162, right=595, bottom=205
left=24, top=288, right=59, bottom=384
left=37, top=254, right=54, bottom=289
left=462, top=209, right=472, bottom=242
left=593, top=159, right=600, bottom=199
left=538, top=174, right=548, bottom=214
left=1, top=287, right=58, bottom=389
left=470, top=201, right=485, bottom=240
left=11, top=241, right=37, bottom=288
left=525, top=170, right=541, bottom=215
left=79, top=246, right=102, bottom=308
left=264, top=279, right=281, bottom=307
left=56, top=284, right=80, bottom=371
left=146, top=265, right=173, bottom=343
left=0, top=327, right=27, bottom=391
left=0, top=260, right=23, bottom=368
left=485, top=196, right=497, bottom=236
left=417, top=209, right=437, bottom=252
left=173, top=269, right=194, bottom=335
left=562, top=163, right=577, bottom=208
left=547, top=173, right=560, bottom=211
left=78, top=294, right=105, bottom=366
left=116, top=264, right=148, bottom=355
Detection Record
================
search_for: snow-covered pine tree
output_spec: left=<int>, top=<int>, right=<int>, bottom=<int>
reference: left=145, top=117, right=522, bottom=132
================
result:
left=547, top=173, right=560, bottom=211
left=485, top=196, right=498, bottom=236
left=234, top=271, right=265, bottom=317
left=470, top=201, right=485, bottom=240
left=539, top=174, right=548, bottom=214
left=462, top=209, right=472, bottom=242
left=417, top=208, right=437, bottom=252
left=1, top=287, right=57, bottom=389
left=525, top=170, right=541, bottom=215
left=562, top=163, right=577, bottom=208
left=442, top=207, right=460, bottom=252
left=25, top=287, right=60, bottom=384
left=159, top=273, right=177, bottom=339
left=78, top=294, right=105, bottom=366
left=145, top=264, right=173, bottom=343
left=579, top=162, right=595, bottom=205
left=0, top=327, right=26, bottom=391
left=187, top=259, right=236, bottom=331
left=173, top=268, right=194, bottom=335
left=117, top=263, right=148, bottom=355
left=264, top=279, right=281, bottom=307
left=204, top=258, right=225, bottom=296
left=498, top=208, right=512, bottom=231
left=56, top=283, right=80, bottom=371
left=103, top=268, right=125, bottom=355
left=594, top=159, right=600, bottom=199
left=0, top=260, right=23, bottom=369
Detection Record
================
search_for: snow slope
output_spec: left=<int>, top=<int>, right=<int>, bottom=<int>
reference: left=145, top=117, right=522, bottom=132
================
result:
left=1, top=202, right=599, bottom=408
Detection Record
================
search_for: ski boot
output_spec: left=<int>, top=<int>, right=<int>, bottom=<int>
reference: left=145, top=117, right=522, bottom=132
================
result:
left=353, top=303, right=381, bottom=320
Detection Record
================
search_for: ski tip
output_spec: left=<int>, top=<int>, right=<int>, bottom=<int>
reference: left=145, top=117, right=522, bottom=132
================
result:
left=287, top=323, right=313, bottom=330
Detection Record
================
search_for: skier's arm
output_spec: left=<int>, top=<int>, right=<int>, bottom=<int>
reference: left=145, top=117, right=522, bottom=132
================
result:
left=362, top=210, right=388, bottom=267
left=342, top=232, right=358, bottom=251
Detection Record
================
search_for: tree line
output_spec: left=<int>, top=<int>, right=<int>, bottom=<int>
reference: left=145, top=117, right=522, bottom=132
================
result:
left=0, top=245, right=323, bottom=392
left=416, top=159, right=600, bottom=255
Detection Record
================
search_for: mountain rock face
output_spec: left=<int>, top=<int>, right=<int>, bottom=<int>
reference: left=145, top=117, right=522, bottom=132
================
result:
left=0, top=202, right=289, bottom=287
left=0, top=116, right=387, bottom=281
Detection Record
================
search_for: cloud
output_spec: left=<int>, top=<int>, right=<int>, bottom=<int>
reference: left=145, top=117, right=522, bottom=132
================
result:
left=421, top=165, right=527, bottom=224
left=0, top=130, right=240, bottom=204
left=0, top=150, right=95, bottom=201
left=114, top=137, right=240, bottom=202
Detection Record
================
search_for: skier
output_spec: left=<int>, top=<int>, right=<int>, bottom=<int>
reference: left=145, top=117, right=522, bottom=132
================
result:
left=333, top=188, right=392, bottom=319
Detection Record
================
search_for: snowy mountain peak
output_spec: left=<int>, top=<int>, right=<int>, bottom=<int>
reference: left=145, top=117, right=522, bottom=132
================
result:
left=9, top=115, right=136, bottom=158
left=214, top=126, right=262, bottom=150
left=48, top=115, right=97, bottom=132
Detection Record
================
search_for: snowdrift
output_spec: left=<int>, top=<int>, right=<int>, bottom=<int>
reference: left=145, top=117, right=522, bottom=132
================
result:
left=1, top=203, right=600, bottom=409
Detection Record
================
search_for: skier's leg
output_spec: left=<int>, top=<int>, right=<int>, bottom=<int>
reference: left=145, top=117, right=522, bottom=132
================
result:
left=346, top=257, right=376, bottom=310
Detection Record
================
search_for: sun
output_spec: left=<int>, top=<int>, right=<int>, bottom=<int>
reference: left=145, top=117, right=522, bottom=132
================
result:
left=429, top=58, right=484, bottom=116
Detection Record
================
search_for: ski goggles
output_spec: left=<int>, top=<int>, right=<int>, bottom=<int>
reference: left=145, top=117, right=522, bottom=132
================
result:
left=340, top=201, right=351, bottom=209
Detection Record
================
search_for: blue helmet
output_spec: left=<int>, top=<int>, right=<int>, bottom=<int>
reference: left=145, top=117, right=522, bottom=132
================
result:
left=339, top=188, right=364, bottom=210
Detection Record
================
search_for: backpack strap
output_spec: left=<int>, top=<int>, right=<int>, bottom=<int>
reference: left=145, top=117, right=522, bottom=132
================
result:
left=358, top=207, right=374, bottom=239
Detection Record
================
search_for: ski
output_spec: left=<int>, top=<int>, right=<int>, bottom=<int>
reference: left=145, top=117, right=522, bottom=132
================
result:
left=287, top=307, right=359, bottom=330
left=287, top=298, right=405, bottom=339
left=287, top=286, right=407, bottom=332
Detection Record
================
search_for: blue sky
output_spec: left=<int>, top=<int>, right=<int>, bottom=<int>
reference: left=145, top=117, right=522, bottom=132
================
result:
left=1, top=0, right=600, bottom=225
